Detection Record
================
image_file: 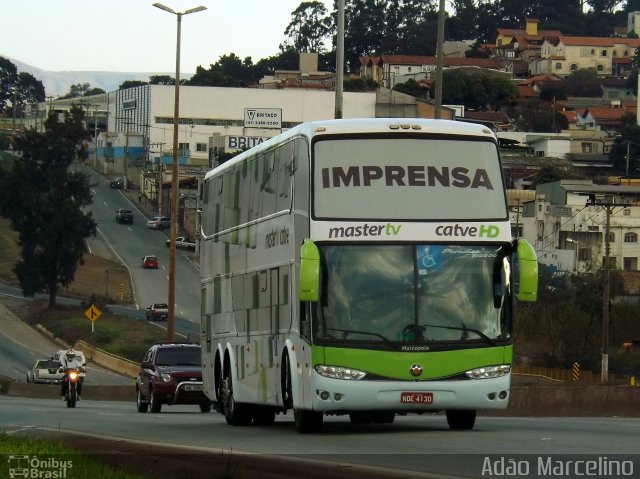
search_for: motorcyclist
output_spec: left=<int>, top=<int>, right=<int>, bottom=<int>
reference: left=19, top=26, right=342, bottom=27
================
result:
left=59, top=348, right=86, bottom=399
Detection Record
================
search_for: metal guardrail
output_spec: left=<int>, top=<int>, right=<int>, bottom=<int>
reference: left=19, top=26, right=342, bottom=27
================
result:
left=513, top=365, right=607, bottom=383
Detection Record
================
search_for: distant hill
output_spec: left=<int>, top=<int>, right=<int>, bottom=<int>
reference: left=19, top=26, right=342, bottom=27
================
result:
left=3, top=55, right=186, bottom=97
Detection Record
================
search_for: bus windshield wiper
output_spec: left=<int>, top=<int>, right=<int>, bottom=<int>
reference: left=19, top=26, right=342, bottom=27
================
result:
left=422, top=323, right=496, bottom=346
left=325, top=327, right=395, bottom=348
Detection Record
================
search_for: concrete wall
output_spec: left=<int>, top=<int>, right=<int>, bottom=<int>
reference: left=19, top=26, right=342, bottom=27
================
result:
left=75, top=340, right=139, bottom=378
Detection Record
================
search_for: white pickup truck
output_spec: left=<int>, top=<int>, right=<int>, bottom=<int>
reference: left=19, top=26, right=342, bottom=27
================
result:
left=165, top=236, right=196, bottom=251
left=146, top=303, right=169, bottom=321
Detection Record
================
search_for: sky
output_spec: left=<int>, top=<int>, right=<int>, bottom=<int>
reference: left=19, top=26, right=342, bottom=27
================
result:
left=1, top=0, right=333, bottom=73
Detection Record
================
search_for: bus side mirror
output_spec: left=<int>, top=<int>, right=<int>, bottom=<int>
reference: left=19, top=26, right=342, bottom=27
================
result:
left=299, top=239, right=320, bottom=302
left=516, top=238, right=538, bottom=302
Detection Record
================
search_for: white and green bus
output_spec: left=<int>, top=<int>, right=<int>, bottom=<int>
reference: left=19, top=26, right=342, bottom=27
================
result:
left=199, top=118, right=538, bottom=433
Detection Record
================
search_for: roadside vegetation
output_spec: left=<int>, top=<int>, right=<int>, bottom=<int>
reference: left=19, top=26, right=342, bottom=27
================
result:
left=0, top=216, right=165, bottom=363
left=0, top=433, right=148, bottom=479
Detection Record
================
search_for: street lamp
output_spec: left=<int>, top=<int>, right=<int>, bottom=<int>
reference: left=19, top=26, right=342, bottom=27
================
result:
left=153, top=2, right=206, bottom=341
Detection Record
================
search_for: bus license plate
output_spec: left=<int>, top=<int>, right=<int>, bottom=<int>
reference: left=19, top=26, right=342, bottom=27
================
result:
left=401, top=392, right=433, bottom=404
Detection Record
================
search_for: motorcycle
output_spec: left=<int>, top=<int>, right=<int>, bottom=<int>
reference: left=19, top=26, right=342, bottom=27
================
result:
left=62, top=368, right=81, bottom=408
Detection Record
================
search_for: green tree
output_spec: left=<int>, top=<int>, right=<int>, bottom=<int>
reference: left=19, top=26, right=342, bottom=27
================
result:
left=393, top=78, right=426, bottom=97
left=609, top=112, right=640, bottom=174
left=439, top=68, right=518, bottom=110
left=85, top=87, right=106, bottom=96
left=342, top=0, right=389, bottom=71
left=149, top=75, right=175, bottom=85
left=14, top=72, right=46, bottom=117
left=565, top=68, right=602, bottom=97
left=448, top=0, right=479, bottom=41
left=539, top=83, right=568, bottom=102
left=119, top=80, right=147, bottom=90
left=529, top=164, right=574, bottom=186
left=0, top=106, right=97, bottom=308
left=60, top=83, right=89, bottom=99
left=283, top=1, right=331, bottom=53
left=186, top=54, right=256, bottom=87
left=0, top=56, right=19, bottom=114
left=512, top=98, right=567, bottom=132
left=343, top=77, right=379, bottom=91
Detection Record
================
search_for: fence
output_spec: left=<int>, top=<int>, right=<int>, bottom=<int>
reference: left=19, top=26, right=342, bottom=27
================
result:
left=513, top=365, right=603, bottom=383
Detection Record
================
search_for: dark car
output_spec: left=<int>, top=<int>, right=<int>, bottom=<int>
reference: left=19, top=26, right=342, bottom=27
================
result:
left=110, top=177, right=125, bottom=189
left=116, top=208, right=133, bottom=224
left=135, top=342, right=210, bottom=413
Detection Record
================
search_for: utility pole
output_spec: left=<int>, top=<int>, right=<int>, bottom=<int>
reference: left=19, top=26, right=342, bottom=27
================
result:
left=601, top=203, right=611, bottom=383
left=93, top=107, right=99, bottom=169
left=434, top=0, right=445, bottom=119
left=334, top=0, right=344, bottom=119
left=150, top=142, right=166, bottom=215
left=587, top=195, right=628, bottom=383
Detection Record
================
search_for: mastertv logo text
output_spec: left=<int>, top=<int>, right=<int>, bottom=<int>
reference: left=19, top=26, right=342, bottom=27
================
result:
left=328, top=223, right=500, bottom=239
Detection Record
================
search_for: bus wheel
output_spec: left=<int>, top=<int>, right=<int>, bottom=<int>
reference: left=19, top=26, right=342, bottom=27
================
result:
left=281, top=354, right=293, bottom=410
left=253, top=406, right=276, bottom=426
left=294, top=408, right=323, bottom=433
left=223, top=377, right=251, bottom=426
left=446, top=409, right=476, bottom=430
left=349, top=412, right=372, bottom=424
left=373, top=412, right=395, bottom=424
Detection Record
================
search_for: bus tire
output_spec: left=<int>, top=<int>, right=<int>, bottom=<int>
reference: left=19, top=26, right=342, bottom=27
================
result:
left=446, top=409, right=476, bottom=430
left=253, top=406, right=276, bottom=426
left=373, top=412, right=395, bottom=424
left=294, top=408, right=323, bottom=433
left=223, top=377, right=251, bottom=426
left=281, top=353, right=293, bottom=410
left=349, top=412, right=372, bottom=424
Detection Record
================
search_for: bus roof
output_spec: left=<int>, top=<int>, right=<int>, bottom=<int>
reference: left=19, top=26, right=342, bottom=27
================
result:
left=204, top=118, right=497, bottom=181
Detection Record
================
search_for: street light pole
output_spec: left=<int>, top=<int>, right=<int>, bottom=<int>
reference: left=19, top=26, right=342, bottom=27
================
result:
left=153, top=2, right=206, bottom=341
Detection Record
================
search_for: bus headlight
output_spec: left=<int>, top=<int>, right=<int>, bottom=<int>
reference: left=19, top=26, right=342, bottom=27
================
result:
left=465, top=365, right=511, bottom=380
left=315, top=365, right=367, bottom=380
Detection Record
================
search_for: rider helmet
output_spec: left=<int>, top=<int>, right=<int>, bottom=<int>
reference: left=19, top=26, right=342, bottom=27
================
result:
left=66, top=349, right=76, bottom=361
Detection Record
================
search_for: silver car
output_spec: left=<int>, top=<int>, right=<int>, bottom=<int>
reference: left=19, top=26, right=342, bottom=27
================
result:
left=26, top=359, right=64, bottom=384
left=147, top=216, right=171, bottom=230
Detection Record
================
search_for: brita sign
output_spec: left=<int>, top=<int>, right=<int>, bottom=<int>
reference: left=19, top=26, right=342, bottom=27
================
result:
left=244, top=108, right=282, bottom=129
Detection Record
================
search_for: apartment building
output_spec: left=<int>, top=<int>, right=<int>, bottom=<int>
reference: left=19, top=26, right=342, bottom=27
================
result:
left=530, top=35, right=640, bottom=78
left=521, top=180, right=640, bottom=276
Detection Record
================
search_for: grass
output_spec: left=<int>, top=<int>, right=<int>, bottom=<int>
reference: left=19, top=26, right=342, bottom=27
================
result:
left=0, top=218, right=132, bottom=304
left=0, top=433, right=148, bottom=479
left=0, top=218, right=167, bottom=363
left=11, top=299, right=168, bottom=362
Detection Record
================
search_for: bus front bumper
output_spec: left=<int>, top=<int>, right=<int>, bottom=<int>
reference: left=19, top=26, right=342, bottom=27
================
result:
left=310, top=372, right=511, bottom=412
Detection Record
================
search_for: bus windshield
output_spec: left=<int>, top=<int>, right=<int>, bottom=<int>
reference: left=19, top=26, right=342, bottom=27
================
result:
left=314, top=244, right=512, bottom=347
left=313, top=137, right=506, bottom=220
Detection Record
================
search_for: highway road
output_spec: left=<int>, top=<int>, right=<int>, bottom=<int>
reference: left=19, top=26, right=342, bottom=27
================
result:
left=0, top=166, right=201, bottom=384
left=1, top=396, right=639, bottom=478
left=86, top=169, right=201, bottom=332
